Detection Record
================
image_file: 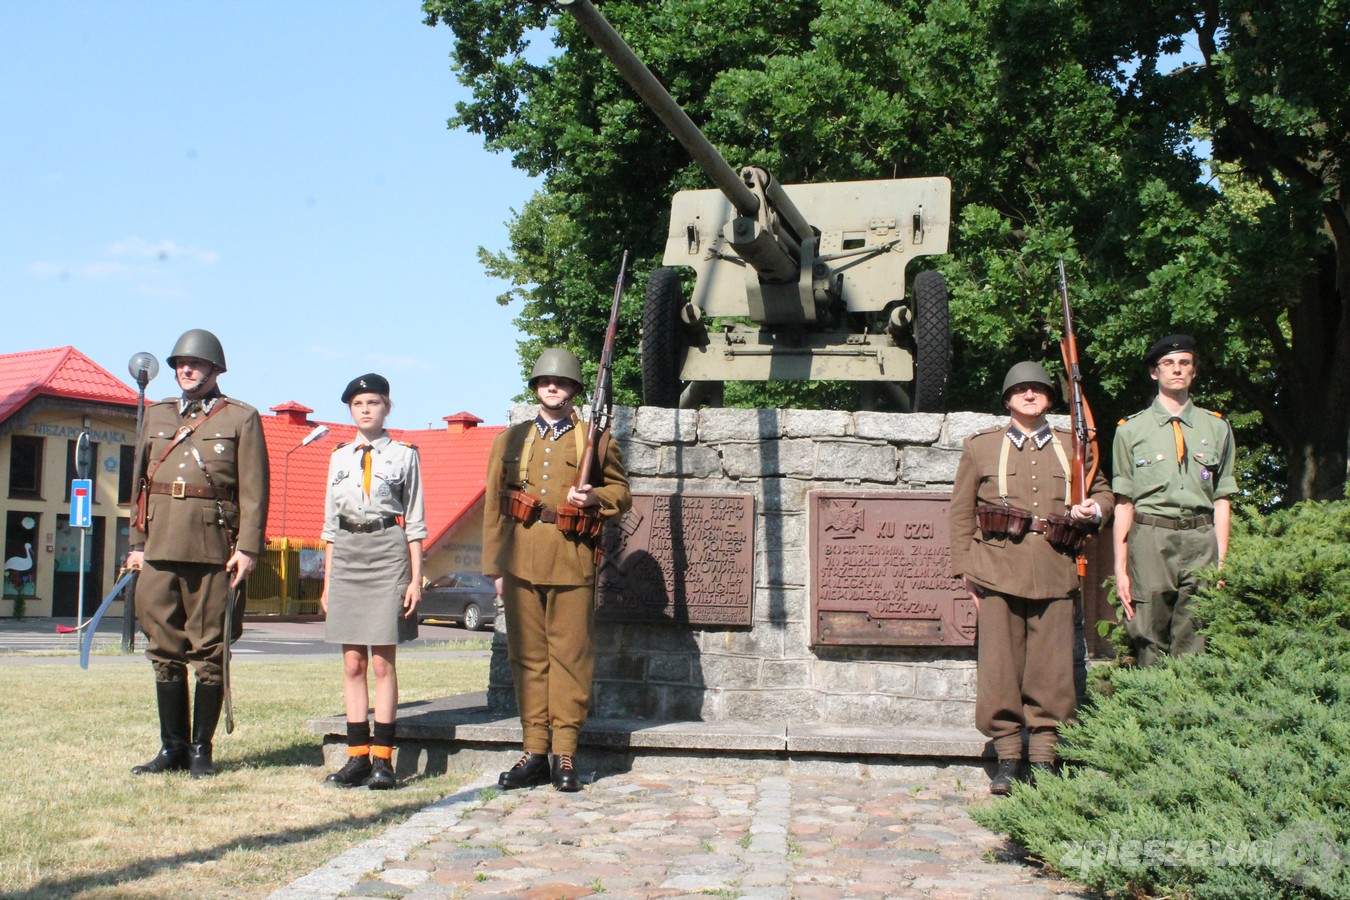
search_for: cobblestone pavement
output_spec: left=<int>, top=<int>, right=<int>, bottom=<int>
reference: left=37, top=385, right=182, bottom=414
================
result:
left=272, top=763, right=1092, bottom=900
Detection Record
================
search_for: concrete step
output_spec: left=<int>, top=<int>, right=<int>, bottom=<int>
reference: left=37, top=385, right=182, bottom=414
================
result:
left=310, top=692, right=994, bottom=776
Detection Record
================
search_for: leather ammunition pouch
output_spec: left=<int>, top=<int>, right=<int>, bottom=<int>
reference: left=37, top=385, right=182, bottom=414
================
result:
left=976, top=504, right=1032, bottom=539
left=1045, top=513, right=1090, bottom=554
left=555, top=503, right=603, bottom=539
left=502, top=490, right=544, bottom=524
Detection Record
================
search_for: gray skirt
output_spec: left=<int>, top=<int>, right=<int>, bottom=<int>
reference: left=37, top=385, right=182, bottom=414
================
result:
left=325, top=525, right=416, bottom=646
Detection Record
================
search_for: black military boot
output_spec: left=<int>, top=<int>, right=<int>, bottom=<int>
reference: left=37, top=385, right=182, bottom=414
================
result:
left=367, top=755, right=397, bottom=791
left=189, top=682, right=225, bottom=778
left=132, top=680, right=191, bottom=775
left=989, top=758, right=1022, bottom=796
left=498, top=752, right=550, bottom=789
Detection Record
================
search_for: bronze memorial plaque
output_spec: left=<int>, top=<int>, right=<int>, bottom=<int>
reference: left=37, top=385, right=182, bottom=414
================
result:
left=596, top=492, right=754, bottom=626
left=809, top=491, right=974, bottom=647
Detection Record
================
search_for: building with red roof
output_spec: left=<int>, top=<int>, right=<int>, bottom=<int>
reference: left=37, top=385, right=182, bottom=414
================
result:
left=0, top=346, right=501, bottom=618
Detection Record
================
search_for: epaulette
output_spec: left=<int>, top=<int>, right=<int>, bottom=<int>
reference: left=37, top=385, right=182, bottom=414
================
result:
left=399, top=441, right=419, bottom=451
left=1117, top=410, right=1145, bottom=426
left=1208, top=410, right=1225, bottom=420
left=331, top=441, right=349, bottom=453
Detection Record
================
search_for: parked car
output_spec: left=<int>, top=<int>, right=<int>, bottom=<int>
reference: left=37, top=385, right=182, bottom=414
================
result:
left=419, top=571, right=497, bottom=631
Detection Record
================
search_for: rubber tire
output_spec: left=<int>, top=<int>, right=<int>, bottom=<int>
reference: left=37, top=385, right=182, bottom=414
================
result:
left=462, top=603, right=482, bottom=632
left=642, top=267, right=685, bottom=408
left=911, top=269, right=951, bottom=412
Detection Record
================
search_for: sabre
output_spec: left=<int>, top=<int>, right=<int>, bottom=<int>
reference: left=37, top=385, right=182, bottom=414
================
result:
left=77, top=568, right=137, bottom=669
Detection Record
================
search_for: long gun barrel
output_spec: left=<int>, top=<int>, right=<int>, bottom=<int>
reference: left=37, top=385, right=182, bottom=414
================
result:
left=556, top=0, right=811, bottom=282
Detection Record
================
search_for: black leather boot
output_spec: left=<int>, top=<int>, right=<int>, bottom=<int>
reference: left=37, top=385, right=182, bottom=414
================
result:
left=189, top=682, right=225, bottom=778
left=498, top=752, right=550, bottom=789
left=367, top=755, right=397, bottom=791
left=132, top=680, right=190, bottom=775
left=325, top=754, right=373, bottom=788
left=989, top=758, right=1022, bottom=795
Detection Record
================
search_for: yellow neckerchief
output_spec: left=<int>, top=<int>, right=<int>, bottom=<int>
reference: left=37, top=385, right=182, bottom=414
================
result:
left=516, top=412, right=586, bottom=488
left=997, top=426, right=1072, bottom=508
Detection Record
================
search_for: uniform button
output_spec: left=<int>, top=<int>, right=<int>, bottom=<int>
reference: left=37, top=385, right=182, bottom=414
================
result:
left=1031, top=460, right=1038, bottom=465
left=540, top=489, right=548, bottom=496
left=542, top=474, right=550, bottom=480
left=545, top=447, right=553, bottom=454
left=1032, top=487, right=1039, bottom=492
left=1032, top=502, right=1040, bottom=508
left=543, top=461, right=550, bottom=468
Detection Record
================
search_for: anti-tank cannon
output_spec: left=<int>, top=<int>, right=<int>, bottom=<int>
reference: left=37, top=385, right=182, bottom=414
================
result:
left=558, top=0, right=952, bottom=410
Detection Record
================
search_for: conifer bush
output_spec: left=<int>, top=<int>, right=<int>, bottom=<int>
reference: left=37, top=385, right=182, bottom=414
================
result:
left=973, top=501, right=1350, bottom=898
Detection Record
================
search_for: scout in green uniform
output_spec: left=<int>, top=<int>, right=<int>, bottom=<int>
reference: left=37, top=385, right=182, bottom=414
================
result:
left=320, top=374, right=426, bottom=790
left=483, top=348, right=630, bottom=792
left=1112, top=334, right=1237, bottom=666
left=950, top=362, right=1113, bottom=794
left=126, top=329, right=270, bottom=778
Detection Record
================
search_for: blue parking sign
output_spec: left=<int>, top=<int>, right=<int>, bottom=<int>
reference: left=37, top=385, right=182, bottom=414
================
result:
left=71, top=479, right=93, bottom=528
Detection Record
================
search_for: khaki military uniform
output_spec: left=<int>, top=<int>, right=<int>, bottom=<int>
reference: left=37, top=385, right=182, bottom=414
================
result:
left=1112, top=398, right=1236, bottom=665
left=130, top=395, right=270, bottom=682
left=950, top=424, right=1113, bottom=762
left=483, top=414, right=630, bottom=756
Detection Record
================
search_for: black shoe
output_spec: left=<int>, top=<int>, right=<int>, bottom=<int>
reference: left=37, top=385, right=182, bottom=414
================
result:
left=551, top=754, right=582, bottom=792
left=498, top=752, right=550, bottom=789
left=132, top=748, right=190, bottom=775
left=325, top=755, right=372, bottom=788
left=367, top=756, right=396, bottom=791
left=1028, top=761, right=1058, bottom=786
left=989, top=758, right=1022, bottom=795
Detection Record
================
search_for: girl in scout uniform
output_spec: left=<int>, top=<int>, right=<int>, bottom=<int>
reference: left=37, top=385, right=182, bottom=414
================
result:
left=319, top=374, right=427, bottom=789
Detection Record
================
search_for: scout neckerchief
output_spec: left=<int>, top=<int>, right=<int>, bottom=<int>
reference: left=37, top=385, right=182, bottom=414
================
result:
left=997, top=424, right=1073, bottom=508
left=516, top=413, right=586, bottom=488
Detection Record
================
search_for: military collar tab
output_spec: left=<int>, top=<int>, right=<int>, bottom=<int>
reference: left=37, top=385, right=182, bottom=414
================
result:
left=1006, top=423, right=1053, bottom=450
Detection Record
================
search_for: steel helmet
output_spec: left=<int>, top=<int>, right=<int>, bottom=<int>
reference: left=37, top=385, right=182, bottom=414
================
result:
left=529, top=348, right=584, bottom=390
left=167, top=329, right=227, bottom=373
left=1001, top=361, right=1056, bottom=400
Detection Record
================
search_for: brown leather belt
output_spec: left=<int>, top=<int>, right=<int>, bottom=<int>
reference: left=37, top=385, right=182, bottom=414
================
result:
left=339, top=515, right=400, bottom=534
left=1134, top=512, right=1214, bottom=530
left=1026, top=519, right=1049, bottom=534
left=536, top=507, right=558, bottom=524
left=149, top=480, right=234, bottom=501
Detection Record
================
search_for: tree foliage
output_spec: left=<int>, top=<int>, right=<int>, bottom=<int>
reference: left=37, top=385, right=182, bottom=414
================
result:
left=422, top=0, right=1350, bottom=503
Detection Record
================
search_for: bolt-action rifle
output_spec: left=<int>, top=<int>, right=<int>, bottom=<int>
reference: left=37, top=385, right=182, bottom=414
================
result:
left=556, top=250, right=629, bottom=541
left=1058, top=256, right=1099, bottom=576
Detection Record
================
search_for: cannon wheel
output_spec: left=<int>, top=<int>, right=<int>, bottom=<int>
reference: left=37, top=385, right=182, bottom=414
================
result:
left=642, top=267, right=685, bottom=407
left=912, top=270, right=951, bottom=412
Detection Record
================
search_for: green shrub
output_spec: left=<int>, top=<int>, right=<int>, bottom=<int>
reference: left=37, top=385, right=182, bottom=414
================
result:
left=973, top=501, right=1350, bottom=898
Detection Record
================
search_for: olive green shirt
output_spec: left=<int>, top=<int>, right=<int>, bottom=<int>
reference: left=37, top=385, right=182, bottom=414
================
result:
left=1111, top=397, right=1237, bottom=516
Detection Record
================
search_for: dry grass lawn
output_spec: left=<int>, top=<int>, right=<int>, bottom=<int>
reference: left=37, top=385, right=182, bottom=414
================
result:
left=1, top=651, right=489, bottom=898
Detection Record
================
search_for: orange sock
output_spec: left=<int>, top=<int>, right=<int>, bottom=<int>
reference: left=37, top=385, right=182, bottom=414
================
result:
left=371, top=745, right=393, bottom=760
left=347, top=744, right=370, bottom=757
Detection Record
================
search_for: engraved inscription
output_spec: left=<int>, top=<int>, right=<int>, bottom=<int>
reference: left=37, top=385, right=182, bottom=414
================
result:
left=809, top=491, right=973, bottom=647
left=597, top=492, right=754, bottom=626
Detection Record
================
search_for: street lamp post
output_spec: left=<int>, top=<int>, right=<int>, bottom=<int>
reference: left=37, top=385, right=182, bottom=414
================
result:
left=280, top=425, right=330, bottom=614
left=122, top=352, right=159, bottom=653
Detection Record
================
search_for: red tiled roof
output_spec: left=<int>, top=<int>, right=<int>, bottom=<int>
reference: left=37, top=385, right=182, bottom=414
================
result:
left=0, top=346, right=139, bottom=425
left=262, top=406, right=503, bottom=549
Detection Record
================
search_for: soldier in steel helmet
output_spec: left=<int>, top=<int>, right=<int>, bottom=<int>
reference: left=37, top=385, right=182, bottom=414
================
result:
left=125, top=329, right=270, bottom=778
left=1112, top=334, right=1237, bottom=666
left=483, top=347, right=631, bottom=792
left=949, top=361, right=1113, bottom=794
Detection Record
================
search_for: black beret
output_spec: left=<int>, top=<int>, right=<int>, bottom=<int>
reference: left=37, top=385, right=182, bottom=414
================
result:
left=1144, top=334, right=1197, bottom=367
left=341, top=373, right=390, bottom=404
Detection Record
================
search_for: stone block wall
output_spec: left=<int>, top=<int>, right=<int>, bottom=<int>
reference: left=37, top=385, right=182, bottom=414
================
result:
left=487, top=405, right=1028, bottom=730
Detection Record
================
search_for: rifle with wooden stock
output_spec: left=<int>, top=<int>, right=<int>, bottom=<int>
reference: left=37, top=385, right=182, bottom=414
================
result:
left=555, top=250, right=629, bottom=540
left=1058, top=256, right=1099, bottom=576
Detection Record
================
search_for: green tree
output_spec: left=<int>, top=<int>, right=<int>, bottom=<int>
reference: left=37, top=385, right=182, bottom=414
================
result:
left=423, top=0, right=1350, bottom=502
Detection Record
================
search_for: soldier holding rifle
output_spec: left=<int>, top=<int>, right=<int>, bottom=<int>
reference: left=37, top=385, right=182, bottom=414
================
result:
left=126, top=329, right=269, bottom=778
left=484, top=259, right=632, bottom=792
left=950, top=357, right=1112, bottom=794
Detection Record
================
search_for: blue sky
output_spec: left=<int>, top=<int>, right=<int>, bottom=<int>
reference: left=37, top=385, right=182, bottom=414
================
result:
left=1, top=1, right=543, bottom=432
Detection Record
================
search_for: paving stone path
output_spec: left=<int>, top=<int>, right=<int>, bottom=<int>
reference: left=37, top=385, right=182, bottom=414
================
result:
left=272, top=765, right=1092, bottom=900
